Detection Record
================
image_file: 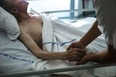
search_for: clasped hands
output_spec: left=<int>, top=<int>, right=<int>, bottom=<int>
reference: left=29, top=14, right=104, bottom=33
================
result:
left=66, top=42, right=89, bottom=65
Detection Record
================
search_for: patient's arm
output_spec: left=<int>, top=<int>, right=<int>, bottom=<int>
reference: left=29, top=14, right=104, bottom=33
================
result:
left=19, top=31, right=84, bottom=60
left=68, top=20, right=101, bottom=49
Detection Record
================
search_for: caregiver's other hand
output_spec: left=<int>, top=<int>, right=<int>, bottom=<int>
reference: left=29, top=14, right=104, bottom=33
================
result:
left=65, top=48, right=86, bottom=62
left=76, top=53, right=93, bottom=65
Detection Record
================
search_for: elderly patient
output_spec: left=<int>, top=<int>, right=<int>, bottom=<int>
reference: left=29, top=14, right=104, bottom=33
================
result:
left=1, top=0, right=85, bottom=60
left=1, top=0, right=85, bottom=77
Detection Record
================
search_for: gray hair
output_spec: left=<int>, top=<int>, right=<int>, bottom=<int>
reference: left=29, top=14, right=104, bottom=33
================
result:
left=2, top=0, right=16, bottom=12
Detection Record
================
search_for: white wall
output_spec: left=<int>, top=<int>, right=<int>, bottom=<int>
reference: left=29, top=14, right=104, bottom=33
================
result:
left=27, top=0, right=70, bottom=18
left=27, top=0, right=94, bottom=19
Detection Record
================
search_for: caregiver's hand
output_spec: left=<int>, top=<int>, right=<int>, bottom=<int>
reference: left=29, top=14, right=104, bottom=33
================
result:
left=65, top=48, right=86, bottom=62
left=76, top=53, right=93, bottom=65
left=67, top=42, right=86, bottom=62
left=67, top=42, right=85, bottom=50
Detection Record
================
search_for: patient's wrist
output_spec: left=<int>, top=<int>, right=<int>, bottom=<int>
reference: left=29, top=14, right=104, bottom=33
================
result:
left=60, top=52, right=67, bottom=60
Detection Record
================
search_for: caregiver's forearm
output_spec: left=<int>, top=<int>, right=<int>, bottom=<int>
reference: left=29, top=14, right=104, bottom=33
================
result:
left=80, top=20, right=101, bottom=47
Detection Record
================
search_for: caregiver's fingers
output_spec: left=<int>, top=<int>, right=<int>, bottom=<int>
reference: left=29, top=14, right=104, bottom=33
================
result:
left=69, top=57, right=81, bottom=62
left=76, top=53, right=93, bottom=65
left=67, top=42, right=85, bottom=50
left=69, top=48, right=86, bottom=55
left=69, top=53, right=85, bottom=62
left=68, top=48, right=86, bottom=62
left=67, top=43, right=74, bottom=50
left=76, top=57, right=88, bottom=65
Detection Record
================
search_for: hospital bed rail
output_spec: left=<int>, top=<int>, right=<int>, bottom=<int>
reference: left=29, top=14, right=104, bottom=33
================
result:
left=30, top=8, right=95, bottom=20
left=0, top=63, right=116, bottom=77
left=41, top=8, right=95, bottom=14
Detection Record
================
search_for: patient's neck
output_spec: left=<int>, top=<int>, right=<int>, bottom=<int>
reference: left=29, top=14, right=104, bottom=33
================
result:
left=15, top=12, right=31, bottom=23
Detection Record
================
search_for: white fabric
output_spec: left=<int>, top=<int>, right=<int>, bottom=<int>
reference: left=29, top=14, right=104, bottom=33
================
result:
left=33, top=14, right=112, bottom=77
left=33, top=14, right=88, bottom=77
left=0, top=12, right=116, bottom=77
left=94, top=0, right=116, bottom=49
left=0, top=7, right=20, bottom=40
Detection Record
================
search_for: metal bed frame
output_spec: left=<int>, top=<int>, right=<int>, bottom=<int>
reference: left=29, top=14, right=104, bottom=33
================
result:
left=0, top=63, right=116, bottom=77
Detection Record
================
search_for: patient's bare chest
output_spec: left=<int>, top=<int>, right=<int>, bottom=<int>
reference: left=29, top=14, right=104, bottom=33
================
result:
left=20, top=17, right=43, bottom=44
left=28, top=20, right=42, bottom=43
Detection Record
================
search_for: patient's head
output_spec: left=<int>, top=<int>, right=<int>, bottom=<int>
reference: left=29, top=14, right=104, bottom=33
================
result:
left=1, top=0, right=29, bottom=14
left=0, top=0, right=4, bottom=6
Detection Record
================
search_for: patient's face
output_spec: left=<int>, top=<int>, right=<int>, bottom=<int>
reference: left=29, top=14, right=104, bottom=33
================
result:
left=9, top=0, right=29, bottom=12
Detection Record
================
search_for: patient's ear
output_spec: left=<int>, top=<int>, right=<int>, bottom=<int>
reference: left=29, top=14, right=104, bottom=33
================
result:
left=10, top=8, right=18, bottom=14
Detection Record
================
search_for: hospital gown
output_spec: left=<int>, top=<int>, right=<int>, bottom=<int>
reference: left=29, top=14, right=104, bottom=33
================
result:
left=94, top=0, right=116, bottom=49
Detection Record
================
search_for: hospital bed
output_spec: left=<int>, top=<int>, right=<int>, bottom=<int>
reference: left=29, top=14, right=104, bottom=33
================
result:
left=1, top=5, right=116, bottom=77
left=0, top=10, right=116, bottom=77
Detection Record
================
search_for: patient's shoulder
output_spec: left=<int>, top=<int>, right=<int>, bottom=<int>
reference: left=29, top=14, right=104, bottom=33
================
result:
left=29, top=13, right=43, bottom=24
left=29, top=12, right=40, bottom=18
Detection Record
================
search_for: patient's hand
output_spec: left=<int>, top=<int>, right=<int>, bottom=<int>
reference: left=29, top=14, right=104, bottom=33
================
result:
left=67, top=42, right=86, bottom=62
left=65, top=48, right=86, bottom=62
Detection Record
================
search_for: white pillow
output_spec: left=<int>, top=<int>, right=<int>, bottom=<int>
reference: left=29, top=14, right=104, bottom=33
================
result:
left=0, top=7, right=20, bottom=40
